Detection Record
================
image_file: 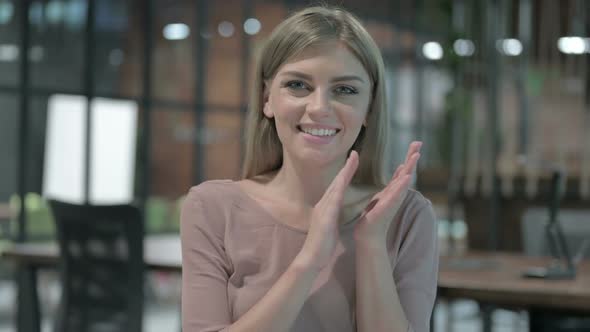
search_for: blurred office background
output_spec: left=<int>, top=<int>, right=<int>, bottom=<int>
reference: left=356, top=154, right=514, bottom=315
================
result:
left=0, top=0, right=589, bottom=331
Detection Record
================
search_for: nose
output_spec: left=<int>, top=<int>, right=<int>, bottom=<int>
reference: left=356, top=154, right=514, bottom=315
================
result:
left=306, top=89, right=332, bottom=118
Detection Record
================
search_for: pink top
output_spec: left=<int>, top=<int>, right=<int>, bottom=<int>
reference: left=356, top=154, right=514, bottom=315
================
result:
left=181, top=180, right=438, bottom=332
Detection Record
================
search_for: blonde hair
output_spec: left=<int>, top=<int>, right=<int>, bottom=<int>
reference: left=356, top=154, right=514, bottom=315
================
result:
left=241, top=6, right=390, bottom=187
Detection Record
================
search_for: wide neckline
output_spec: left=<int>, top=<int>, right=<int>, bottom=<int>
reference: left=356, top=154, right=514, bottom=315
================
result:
left=225, top=180, right=362, bottom=235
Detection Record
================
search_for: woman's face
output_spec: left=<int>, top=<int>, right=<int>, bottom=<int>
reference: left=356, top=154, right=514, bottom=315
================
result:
left=263, top=42, right=372, bottom=167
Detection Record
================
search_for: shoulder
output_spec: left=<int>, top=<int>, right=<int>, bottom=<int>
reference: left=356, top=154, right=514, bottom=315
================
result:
left=188, top=179, right=236, bottom=197
left=180, top=179, right=273, bottom=241
left=393, top=189, right=436, bottom=239
left=401, top=189, right=434, bottom=216
left=181, top=180, right=241, bottom=229
left=185, top=179, right=242, bottom=207
left=390, top=189, right=438, bottom=272
left=391, top=189, right=439, bottom=316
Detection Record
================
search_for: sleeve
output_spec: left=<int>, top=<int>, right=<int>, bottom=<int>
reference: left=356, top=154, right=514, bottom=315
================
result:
left=181, top=186, right=233, bottom=332
left=393, top=197, right=439, bottom=332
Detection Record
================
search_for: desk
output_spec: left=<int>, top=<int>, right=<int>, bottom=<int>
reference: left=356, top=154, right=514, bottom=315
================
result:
left=5, top=244, right=590, bottom=332
left=438, top=252, right=590, bottom=331
left=1, top=235, right=181, bottom=332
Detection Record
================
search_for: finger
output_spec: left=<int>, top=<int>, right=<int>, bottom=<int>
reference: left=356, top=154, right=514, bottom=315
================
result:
left=390, top=141, right=421, bottom=182
left=387, top=165, right=405, bottom=193
left=330, top=151, right=359, bottom=205
left=391, top=164, right=404, bottom=181
left=391, top=152, right=419, bottom=186
left=385, top=158, right=416, bottom=198
left=360, top=198, right=379, bottom=217
left=404, top=141, right=423, bottom=164
left=388, top=174, right=412, bottom=200
left=325, top=151, right=354, bottom=193
left=365, top=175, right=411, bottom=221
left=324, top=150, right=359, bottom=204
left=404, top=152, right=421, bottom=176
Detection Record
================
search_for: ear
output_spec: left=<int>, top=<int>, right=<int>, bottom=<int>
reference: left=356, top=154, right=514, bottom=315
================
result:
left=262, top=80, right=274, bottom=118
left=263, top=102, right=273, bottom=119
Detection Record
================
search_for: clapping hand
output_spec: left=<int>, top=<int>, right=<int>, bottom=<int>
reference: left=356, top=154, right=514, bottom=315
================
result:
left=295, top=142, right=422, bottom=270
left=353, top=141, right=422, bottom=245
left=295, top=150, right=359, bottom=271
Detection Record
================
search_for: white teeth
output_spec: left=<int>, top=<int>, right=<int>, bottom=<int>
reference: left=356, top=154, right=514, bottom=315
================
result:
left=300, top=127, right=337, bottom=137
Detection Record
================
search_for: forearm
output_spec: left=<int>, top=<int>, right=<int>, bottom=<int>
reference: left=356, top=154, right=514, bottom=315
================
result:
left=355, top=240, right=409, bottom=332
left=227, top=255, right=320, bottom=332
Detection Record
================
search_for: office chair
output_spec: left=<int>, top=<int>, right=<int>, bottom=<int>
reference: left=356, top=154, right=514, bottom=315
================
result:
left=521, top=171, right=590, bottom=332
left=49, top=200, right=144, bottom=332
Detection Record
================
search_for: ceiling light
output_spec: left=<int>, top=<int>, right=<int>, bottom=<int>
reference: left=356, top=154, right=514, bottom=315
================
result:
left=244, top=18, right=261, bottom=35
left=163, top=23, right=190, bottom=41
left=422, top=41, right=443, bottom=60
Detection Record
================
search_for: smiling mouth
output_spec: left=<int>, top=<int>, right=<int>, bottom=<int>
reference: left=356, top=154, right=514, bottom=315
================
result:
left=296, top=125, right=341, bottom=137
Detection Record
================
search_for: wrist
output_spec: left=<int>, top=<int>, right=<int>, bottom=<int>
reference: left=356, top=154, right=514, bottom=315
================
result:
left=292, top=251, right=324, bottom=274
left=354, top=226, right=386, bottom=245
left=354, top=235, right=388, bottom=254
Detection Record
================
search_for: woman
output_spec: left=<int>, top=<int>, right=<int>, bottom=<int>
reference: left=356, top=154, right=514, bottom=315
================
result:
left=181, top=6, right=438, bottom=332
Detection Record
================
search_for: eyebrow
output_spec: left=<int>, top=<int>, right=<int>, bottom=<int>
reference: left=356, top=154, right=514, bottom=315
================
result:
left=280, top=70, right=367, bottom=84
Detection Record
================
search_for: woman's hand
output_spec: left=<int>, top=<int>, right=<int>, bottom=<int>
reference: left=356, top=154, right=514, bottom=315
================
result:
left=353, top=141, right=422, bottom=246
left=294, top=150, right=359, bottom=271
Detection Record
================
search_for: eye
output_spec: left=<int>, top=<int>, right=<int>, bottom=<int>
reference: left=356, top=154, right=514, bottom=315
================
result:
left=284, top=80, right=309, bottom=91
left=334, top=85, right=358, bottom=95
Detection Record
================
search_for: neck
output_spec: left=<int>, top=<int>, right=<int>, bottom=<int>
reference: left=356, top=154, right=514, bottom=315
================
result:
left=270, top=152, right=346, bottom=207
